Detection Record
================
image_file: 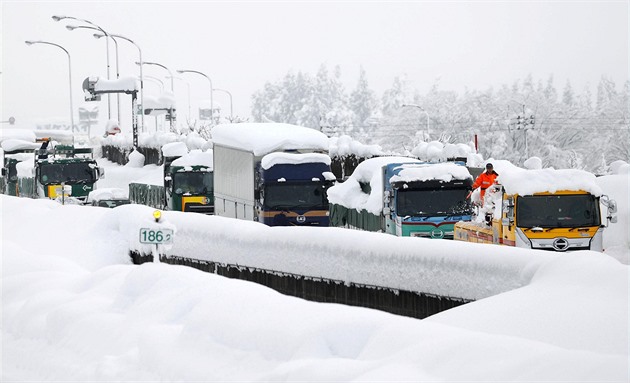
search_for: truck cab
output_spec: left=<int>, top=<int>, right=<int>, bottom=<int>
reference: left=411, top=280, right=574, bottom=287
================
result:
left=454, top=166, right=617, bottom=252
left=256, top=153, right=334, bottom=226
left=383, top=162, right=474, bottom=238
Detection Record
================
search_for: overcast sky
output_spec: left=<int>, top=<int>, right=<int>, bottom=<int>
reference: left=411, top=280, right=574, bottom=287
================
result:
left=1, top=1, right=628, bottom=131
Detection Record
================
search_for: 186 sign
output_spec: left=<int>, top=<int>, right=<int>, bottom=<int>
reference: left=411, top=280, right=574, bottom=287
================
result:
left=139, top=228, right=173, bottom=244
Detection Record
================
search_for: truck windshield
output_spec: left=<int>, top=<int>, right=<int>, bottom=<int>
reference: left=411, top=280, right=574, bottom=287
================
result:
left=396, top=188, right=472, bottom=217
left=39, top=162, right=95, bottom=184
left=173, top=172, right=213, bottom=194
left=264, top=183, right=329, bottom=210
left=516, top=194, right=601, bottom=228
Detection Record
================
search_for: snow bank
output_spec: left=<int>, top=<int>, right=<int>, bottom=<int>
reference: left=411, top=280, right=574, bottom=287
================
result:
left=162, top=141, right=188, bottom=157
left=211, top=123, right=329, bottom=156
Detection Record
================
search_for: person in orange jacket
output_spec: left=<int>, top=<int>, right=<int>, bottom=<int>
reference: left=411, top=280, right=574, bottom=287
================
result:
left=471, top=163, right=499, bottom=202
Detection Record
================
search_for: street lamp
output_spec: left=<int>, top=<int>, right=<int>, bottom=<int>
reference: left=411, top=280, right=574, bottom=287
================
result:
left=25, top=40, right=75, bottom=141
left=137, top=61, right=175, bottom=131
left=94, top=32, right=145, bottom=132
left=213, top=88, right=233, bottom=120
left=176, top=69, right=213, bottom=122
left=52, top=15, right=112, bottom=120
left=166, top=76, right=191, bottom=121
left=66, top=24, right=121, bottom=123
left=402, top=104, right=430, bottom=139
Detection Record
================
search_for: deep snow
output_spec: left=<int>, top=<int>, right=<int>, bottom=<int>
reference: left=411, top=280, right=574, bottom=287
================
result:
left=1, top=158, right=628, bottom=381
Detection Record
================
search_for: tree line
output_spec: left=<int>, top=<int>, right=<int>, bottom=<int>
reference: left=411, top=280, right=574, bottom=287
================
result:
left=251, top=65, right=629, bottom=173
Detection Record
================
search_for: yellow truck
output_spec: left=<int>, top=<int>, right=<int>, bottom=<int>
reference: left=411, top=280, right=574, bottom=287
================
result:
left=454, top=166, right=617, bottom=252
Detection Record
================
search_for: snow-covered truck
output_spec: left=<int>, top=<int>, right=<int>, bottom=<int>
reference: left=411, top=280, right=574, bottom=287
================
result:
left=4, top=138, right=103, bottom=203
left=211, top=123, right=335, bottom=226
left=1, top=139, right=40, bottom=196
left=129, top=142, right=214, bottom=214
left=328, top=157, right=474, bottom=238
left=454, top=163, right=618, bottom=252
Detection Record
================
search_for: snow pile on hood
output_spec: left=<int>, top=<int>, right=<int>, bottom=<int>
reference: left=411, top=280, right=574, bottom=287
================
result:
left=87, top=187, right=129, bottom=202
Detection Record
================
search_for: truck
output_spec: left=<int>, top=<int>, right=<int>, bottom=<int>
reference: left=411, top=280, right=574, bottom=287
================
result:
left=1, top=139, right=40, bottom=196
left=328, top=157, right=474, bottom=238
left=129, top=143, right=214, bottom=214
left=2, top=138, right=103, bottom=204
left=211, top=123, right=335, bottom=226
left=454, top=164, right=618, bottom=252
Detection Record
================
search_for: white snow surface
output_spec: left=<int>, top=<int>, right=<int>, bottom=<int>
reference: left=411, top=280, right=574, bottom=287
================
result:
left=0, top=139, right=41, bottom=152
left=327, top=156, right=422, bottom=214
left=328, top=135, right=385, bottom=158
left=93, top=76, right=138, bottom=92
left=1, top=158, right=628, bottom=381
left=390, top=162, right=472, bottom=183
left=161, top=141, right=189, bottom=157
left=261, top=152, right=331, bottom=170
left=86, top=187, right=129, bottom=202
left=211, top=123, right=330, bottom=156
left=171, top=149, right=214, bottom=169
left=0, top=128, right=37, bottom=143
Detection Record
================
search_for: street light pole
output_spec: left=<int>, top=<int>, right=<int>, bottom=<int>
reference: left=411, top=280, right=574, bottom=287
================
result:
left=25, top=40, right=75, bottom=142
left=176, top=69, right=213, bottom=123
left=402, top=104, right=430, bottom=140
left=137, top=61, right=175, bottom=131
left=213, top=88, right=233, bottom=120
left=66, top=24, right=121, bottom=124
left=166, top=76, right=191, bottom=122
left=53, top=15, right=112, bottom=121
left=94, top=32, right=144, bottom=133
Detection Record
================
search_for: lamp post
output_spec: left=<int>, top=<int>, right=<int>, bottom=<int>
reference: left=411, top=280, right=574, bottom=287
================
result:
left=137, top=61, right=175, bottom=131
left=25, top=40, right=75, bottom=140
left=94, top=32, right=145, bottom=133
left=402, top=104, right=430, bottom=140
left=166, top=76, right=191, bottom=122
left=53, top=15, right=112, bottom=120
left=213, top=88, right=233, bottom=120
left=66, top=24, right=121, bottom=123
left=176, top=69, right=213, bottom=123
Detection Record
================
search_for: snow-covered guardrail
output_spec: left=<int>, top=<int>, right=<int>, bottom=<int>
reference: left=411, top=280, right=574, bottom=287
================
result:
left=124, top=205, right=557, bottom=302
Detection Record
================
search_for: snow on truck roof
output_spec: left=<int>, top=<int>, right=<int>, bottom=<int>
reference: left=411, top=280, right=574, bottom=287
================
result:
left=171, top=150, right=214, bottom=170
left=211, top=123, right=329, bottom=156
left=487, top=159, right=603, bottom=196
left=327, top=156, right=419, bottom=215
left=261, top=152, right=331, bottom=170
left=390, top=162, right=472, bottom=184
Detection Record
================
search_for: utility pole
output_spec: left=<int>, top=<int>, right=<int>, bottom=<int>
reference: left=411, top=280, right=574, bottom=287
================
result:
left=509, top=104, right=535, bottom=160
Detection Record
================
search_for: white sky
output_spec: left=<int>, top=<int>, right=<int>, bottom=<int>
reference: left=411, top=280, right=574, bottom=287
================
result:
left=1, top=157, right=628, bottom=380
left=1, top=1, right=628, bottom=130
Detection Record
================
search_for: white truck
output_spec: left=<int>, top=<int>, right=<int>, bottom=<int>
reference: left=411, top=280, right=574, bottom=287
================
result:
left=211, top=123, right=335, bottom=226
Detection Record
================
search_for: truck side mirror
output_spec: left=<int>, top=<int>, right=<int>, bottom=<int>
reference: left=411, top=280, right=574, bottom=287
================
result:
left=254, top=189, right=261, bottom=200
left=1, top=168, right=6, bottom=177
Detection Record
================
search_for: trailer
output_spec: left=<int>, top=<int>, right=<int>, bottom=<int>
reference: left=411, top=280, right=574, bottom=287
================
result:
left=212, top=123, right=335, bottom=226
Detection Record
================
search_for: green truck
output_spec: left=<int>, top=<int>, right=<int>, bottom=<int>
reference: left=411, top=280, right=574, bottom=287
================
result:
left=129, top=143, right=214, bottom=214
left=2, top=138, right=103, bottom=204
